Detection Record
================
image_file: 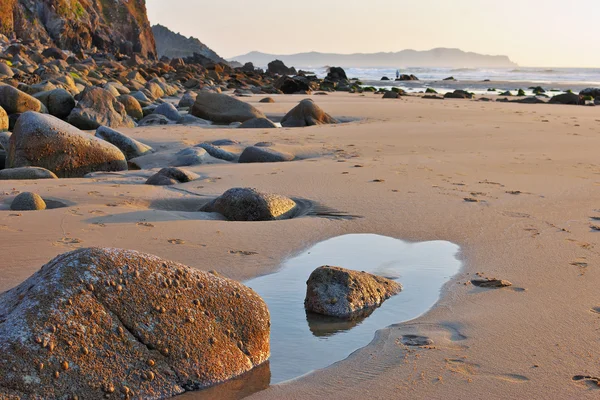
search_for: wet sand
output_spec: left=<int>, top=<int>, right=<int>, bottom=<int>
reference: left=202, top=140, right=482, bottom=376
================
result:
left=2, top=93, right=600, bottom=399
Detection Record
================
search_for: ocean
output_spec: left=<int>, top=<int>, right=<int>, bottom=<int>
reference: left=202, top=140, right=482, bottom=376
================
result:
left=295, top=66, right=600, bottom=95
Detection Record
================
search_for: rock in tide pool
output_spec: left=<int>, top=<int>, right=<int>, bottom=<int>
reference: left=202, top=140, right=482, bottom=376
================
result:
left=95, top=126, right=154, bottom=160
left=146, top=167, right=199, bottom=186
left=67, top=87, right=135, bottom=130
left=0, top=248, right=270, bottom=399
left=201, top=188, right=297, bottom=221
left=10, top=192, right=46, bottom=210
left=0, top=167, right=58, bottom=180
left=7, top=112, right=128, bottom=178
left=238, top=146, right=294, bottom=163
left=305, top=266, right=402, bottom=318
left=191, top=92, right=266, bottom=124
left=281, top=99, right=338, bottom=127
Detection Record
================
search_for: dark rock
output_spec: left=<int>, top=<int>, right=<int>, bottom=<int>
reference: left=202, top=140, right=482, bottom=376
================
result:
left=396, top=74, right=419, bottom=81
left=10, top=192, right=46, bottom=210
left=238, top=146, right=294, bottom=163
left=280, top=99, right=338, bottom=127
left=191, top=93, right=266, bottom=124
left=444, top=90, right=474, bottom=99
left=580, top=88, right=600, bottom=99
left=201, top=187, right=297, bottom=221
left=153, top=103, right=183, bottom=122
left=239, top=118, right=277, bottom=129
left=259, top=97, right=275, bottom=103
left=443, top=76, right=456, bottom=81
left=117, top=95, right=144, bottom=120
left=382, top=91, right=400, bottom=99
left=304, top=266, right=402, bottom=318
left=381, top=77, right=390, bottom=81
left=512, top=97, right=545, bottom=104
left=549, top=92, right=582, bottom=105
left=33, top=88, right=75, bottom=119
left=0, top=248, right=270, bottom=399
left=95, top=126, right=154, bottom=160
left=325, top=67, right=348, bottom=82
left=146, top=167, right=199, bottom=186
left=196, top=143, right=237, bottom=162
left=7, top=112, right=127, bottom=178
left=471, top=278, right=513, bottom=288
left=267, top=60, right=297, bottom=75
left=0, top=167, right=58, bottom=180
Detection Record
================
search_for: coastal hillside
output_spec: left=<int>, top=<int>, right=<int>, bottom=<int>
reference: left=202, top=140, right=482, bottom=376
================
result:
left=152, top=24, right=226, bottom=64
left=0, top=0, right=156, bottom=58
left=233, top=48, right=517, bottom=68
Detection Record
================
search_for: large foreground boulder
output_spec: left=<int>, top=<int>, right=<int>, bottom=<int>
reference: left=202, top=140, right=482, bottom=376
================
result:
left=201, top=188, right=297, bottom=221
left=7, top=112, right=128, bottom=178
left=549, top=92, right=582, bottom=105
left=305, top=266, right=402, bottom=318
left=191, top=93, right=266, bottom=124
left=0, top=248, right=270, bottom=399
left=95, top=126, right=154, bottom=160
left=280, top=99, right=339, bottom=127
left=68, top=87, right=136, bottom=130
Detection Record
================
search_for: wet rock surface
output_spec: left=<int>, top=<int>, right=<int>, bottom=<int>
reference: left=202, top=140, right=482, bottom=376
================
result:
left=304, top=266, right=402, bottom=318
left=0, top=248, right=270, bottom=399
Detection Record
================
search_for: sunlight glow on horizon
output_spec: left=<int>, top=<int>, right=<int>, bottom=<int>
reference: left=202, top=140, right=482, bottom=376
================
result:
left=146, top=0, right=600, bottom=68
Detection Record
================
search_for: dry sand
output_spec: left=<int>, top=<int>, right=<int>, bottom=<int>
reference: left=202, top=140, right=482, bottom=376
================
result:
left=2, top=92, right=600, bottom=399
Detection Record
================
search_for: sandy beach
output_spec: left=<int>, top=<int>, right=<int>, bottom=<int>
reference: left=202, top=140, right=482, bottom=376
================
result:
left=2, top=92, right=600, bottom=398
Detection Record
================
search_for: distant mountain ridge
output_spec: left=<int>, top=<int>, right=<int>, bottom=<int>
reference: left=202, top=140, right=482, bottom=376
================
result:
left=152, top=24, right=226, bottom=64
left=232, top=48, right=517, bottom=68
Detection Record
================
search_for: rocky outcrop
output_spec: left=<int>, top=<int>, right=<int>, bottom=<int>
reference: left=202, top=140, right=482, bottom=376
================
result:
left=68, top=87, right=135, bottom=130
left=267, top=60, right=296, bottom=76
left=7, top=112, right=128, bottom=177
left=152, top=24, right=226, bottom=64
left=0, top=248, right=270, bottom=399
left=0, top=0, right=156, bottom=58
left=305, top=266, right=402, bottom=318
left=201, top=188, right=297, bottom=221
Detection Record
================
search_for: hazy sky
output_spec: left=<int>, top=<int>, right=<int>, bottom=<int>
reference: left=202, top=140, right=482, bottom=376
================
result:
left=146, top=0, right=598, bottom=67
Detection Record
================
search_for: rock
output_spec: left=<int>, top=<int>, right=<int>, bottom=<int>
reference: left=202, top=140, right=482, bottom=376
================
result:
left=381, top=77, right=390, bottom=81
left=201, top=188, right=297, bottom=221
left=0, top=167, right=58, bottom=180
left=444, top=90, right=474, bottom=99
left=191, top=93, right=266, bottom=124
left=7, top=112, right=127, bottom=178
left=239, top=118, right=277, bottom=129
left=153, top=102, right=183, bottom=122
left=42, top=47, right=67, bottom=60
left=274, top=76, right=312, bottom=95
left=425, top=88, right=438, bottom=94
left=443, top=76, right=456, bottom=81
left=259, top=97, right=275, bottom=103
left=471, top=278, right=513, bottom=288
left=304, top=266, right=402, bottom=318
left=68, top=87, right=135, bottom=130
left=549, top=92, right=582, bottom=105
left=178, top=92, right=198, bottom=108
left=138, top=114, right=171, bottom=126
left=238, top=146, right=294, bottom=163
left=10, top=192, right=46, bottom=210
left=280, top=99, right=338, bottom=127
left=95, top=126, right=154, bottom=160
left=212, top=139, right=239, bottom=146
left=396, top=74, right=419, bottom=81
left=382, top=91, right=400, bottom=99
left=0, top=85, right=44, bottom=114
left=0, top=248, right=269, bottom=399
left=179, top=115, right=210, bottom=126
left=172, top=147, right=209, bottom=167
left=117, top=94, right=144, bottom=120
left=33, top=88, right=75, bottom=119
left=325, top=67, right=348, bottom=82
left=531, top=86, right=546, bottom=95
left=267, top=60, right=297, bottom=75
left=196, top=143, right=237, bottom=162
left=0, top=131, right=10, bottom=151
left=513, top=97, right=545, bottom=104
left=580, top=88, right=600, bottom=99
left=0, top=106, right=7, bottom=132
left=0, top=62, right=14, bottom=78
left=146, top=167, right=199, bottom=186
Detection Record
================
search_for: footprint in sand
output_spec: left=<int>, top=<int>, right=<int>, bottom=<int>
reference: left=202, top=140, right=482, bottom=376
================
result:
left=573, top=375, right=600, bottom=389
left=229, top=250, right=258, bottom=256
left=168, top=239, right=185, bottom=245
left=445, top=359, right=529, bottom=383
left=137, top=222, right=155, bottom=228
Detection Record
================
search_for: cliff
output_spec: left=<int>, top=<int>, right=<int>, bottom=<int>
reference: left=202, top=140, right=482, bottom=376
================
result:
left=0, top=0, right=156, bottom=58
left=152, top=24, right=225, bottom=64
